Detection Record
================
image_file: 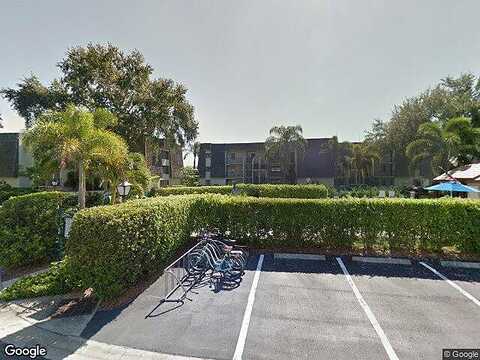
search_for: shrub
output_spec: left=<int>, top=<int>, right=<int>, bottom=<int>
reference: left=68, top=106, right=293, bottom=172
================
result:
left=65, top=194, right=480, bottom=299
left=236, top=183, right=328, bottom=198
left=152, top=183, right=329, bottom=199
left=0, top=192, right=75, bottom=269
left=0, top=261, right=74, bottom=301
left=192, top=196, right=480, bottom=253
left=0, top=183, right=37, bottom=205
left=152, top=185, right=233, bottom=196
left=66, top=196, right=196, bottom=298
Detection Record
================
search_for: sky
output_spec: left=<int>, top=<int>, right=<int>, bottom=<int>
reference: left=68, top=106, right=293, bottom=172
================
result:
left=1, top=1, right=480, bottom=152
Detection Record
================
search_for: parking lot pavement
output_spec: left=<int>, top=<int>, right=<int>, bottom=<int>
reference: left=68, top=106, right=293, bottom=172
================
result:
left=430, top=264, right=480, bottom=301
left=82, top=256, right=260, bottom=360
left=342, top=260, right=480, bottom=360
left=79, top=254, right=480, bottom=360
left=241, top=255, right=388, bottom=360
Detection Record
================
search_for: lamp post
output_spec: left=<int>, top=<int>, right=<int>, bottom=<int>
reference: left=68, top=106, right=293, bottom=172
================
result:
left=117, top=180, right=132, bottom=202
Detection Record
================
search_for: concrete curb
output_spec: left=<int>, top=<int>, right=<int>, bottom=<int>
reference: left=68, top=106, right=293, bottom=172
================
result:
left=440, top=260, right=480, bottom=270
left=274, top=253, right=326, bottom=261
left=352, top=256, right=411, bottom=265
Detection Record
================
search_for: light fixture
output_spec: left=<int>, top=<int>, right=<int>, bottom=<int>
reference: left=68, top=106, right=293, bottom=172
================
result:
left=117, top=180, right=132, bottom=200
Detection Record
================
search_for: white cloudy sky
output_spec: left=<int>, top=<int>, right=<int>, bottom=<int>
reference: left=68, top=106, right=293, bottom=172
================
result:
left=1, top=0, right=479, bottom=147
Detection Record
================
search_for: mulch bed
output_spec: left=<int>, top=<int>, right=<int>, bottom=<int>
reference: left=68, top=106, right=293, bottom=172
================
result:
left=51, top=289, right=98, bottom=318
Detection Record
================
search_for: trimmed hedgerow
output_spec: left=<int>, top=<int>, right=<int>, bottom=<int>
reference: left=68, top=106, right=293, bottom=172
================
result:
left=152, top=185, right=233, bottom=196
left=66, top=196, right=196, bottom=298
left=66, top=194, right=480, bottom=299
left=152, top=183, right=329, bottom=199
left=192, top=195, right=480, bottom=253
left=0, top=192, right=77, bottom=269
left=236, top=183, right=328, bottom=198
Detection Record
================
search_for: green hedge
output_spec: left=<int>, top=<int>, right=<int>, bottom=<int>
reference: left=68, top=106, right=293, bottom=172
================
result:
left=152, top=185, right=233, bottom=196
left=0, top=192, right=76, bottom=269
left=66, top=196, right=195, bottom=298
left=65, top=194, right=480, bottom=299
left=152, top=184, right=328, bottom=199
left=236, top=183, right=328, bottom=198
left=0, top=187, right=37, bottom=205
left=192, top=196, right=480, bottom=253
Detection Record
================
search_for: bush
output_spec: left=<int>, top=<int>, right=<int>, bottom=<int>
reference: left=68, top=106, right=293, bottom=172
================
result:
left=0, top=182, right=36, bottom=205
left=152, top=184, right=329, bottom=199
left=0, top=192, right=75, bottom=269
left=66, top=196, right=196, bottom=298
left=65, top=194, right=480, bottom=299
left=236, top=184, right=328, bottom=198
left=192, top=196, right=480, bottom=253
left=152, top=185, right=233, bottom=196
left=0, top=261, right=74, bottom=301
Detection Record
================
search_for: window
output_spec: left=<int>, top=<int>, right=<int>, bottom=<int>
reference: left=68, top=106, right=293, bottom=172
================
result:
left=229, top=152, right=236, bottom=161
left=205, top=171, right=211, bottom=179
left=205, top=157, right=211, bottom=167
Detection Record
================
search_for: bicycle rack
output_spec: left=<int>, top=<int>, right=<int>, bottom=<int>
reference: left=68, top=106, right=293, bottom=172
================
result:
left=145, top=242, right=206, bottom=318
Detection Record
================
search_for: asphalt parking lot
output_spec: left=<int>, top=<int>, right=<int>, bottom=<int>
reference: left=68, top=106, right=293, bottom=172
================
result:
left=83, top=254, right=480, bottom=360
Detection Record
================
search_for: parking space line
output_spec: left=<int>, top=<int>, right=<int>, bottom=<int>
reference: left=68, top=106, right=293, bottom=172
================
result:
left=233, top=254, right=264, bottom=360
left=419, top=261, right=480, bottom=307
left=336, top=257, right=400, bottom=360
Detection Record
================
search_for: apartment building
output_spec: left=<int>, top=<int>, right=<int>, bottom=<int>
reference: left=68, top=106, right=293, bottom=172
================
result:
left=0, top=132, right=33, bottom=187
left=197, top=138, right=336, bottom=185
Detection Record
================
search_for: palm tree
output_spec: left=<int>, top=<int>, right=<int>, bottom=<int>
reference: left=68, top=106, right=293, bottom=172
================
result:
left=350, top=144, right=380, bottom=184
left=184, top=141, right=201, bottom=169
left=265, top=125, right=307, bottom=183
left=94, top=152, right=150, bottom=204
left=406, top=117, right=480, bottom=176
left=23, top=105, right=128, bottom=208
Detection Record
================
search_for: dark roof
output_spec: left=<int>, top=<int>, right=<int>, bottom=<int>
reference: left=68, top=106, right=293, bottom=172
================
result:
left=0, top=133, right=19, bottom=177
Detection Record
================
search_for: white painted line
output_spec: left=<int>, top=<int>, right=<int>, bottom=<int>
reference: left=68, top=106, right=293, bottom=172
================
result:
left=233, top=254, right=264, bottom=360
left=420, top=262, right=480, bottom=308
left=352, top=256, right=411, bottom=265
left=336, top=257, right=399, bottom=360
left=440, top=260, right=480, bottom=270
left=274, top=253, right=326, bottom=261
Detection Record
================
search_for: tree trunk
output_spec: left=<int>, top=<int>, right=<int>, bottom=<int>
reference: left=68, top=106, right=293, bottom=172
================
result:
left=78, top=161, right=86, bottom=209
left=111, top=182, right=118, bottom=204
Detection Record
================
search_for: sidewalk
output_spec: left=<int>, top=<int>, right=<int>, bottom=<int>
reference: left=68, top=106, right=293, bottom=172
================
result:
left=0, top=301, right=207, bottom=360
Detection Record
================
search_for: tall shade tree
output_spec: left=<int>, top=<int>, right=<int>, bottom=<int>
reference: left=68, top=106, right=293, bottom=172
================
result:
left=2, top=43, right=198, bottom=153
left=366, top=73, right=480, bottom=177
left=406, top=117, right=480, bottom=176
left=265, top=125, right=307, bottom=184
left=23, top=106, right=128, bottom=208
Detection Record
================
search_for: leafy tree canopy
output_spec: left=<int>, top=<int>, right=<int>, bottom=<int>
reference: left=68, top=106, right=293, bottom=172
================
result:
left=2, top=43, right=198, bottom=151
